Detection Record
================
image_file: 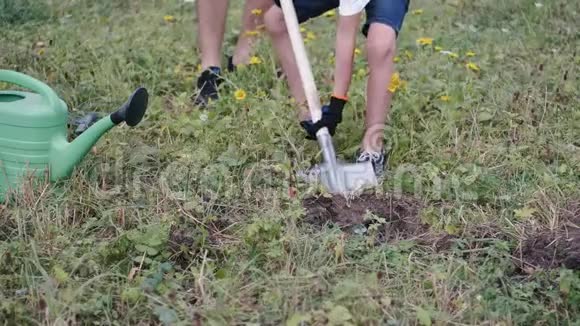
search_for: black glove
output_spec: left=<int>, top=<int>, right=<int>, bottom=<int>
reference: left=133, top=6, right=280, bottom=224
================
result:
left=300, top=96, right=347, bottom=140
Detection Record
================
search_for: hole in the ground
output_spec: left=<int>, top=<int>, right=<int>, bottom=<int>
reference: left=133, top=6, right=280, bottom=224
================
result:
left=516, top=199, right=580, bottom=271
left=302, top=193, right=452, bottom=249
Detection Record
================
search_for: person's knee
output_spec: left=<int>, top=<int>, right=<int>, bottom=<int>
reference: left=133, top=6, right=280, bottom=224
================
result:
left=366, top=23, right=397, bottom=62
left=264, top=7, right=286, bottom=36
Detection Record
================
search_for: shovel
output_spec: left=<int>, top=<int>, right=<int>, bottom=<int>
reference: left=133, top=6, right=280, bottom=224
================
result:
left=278, top=0, right=378, bottom=195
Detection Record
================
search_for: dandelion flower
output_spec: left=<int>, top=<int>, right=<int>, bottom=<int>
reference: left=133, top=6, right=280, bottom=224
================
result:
left=393, top=56, right=400, bottom=63
left=412, top=9, right=424, bottom=15
left=251, top=8, right=262, bottom=16
left=440, top=95, right=451, bottom=102
left=249, top=56, right=262, bottom=65
left=196, top=64, right=202, bottom=73
left=434, top=46, right=443, bottom=52
left=323, top=9, right=336, bottom=17
left=354, top=48, right=361, bottom=55
left=300, top=26, right=307, bottom=33
left=245, top=30, right=259, bottom=36
left=234, top=89, right=247, bottom=100
left=163, top=15, right=176, bottom=23
left=466, top=51, right=476, bottom=57
left=466, top=62, right=480, bottom=72
left=416, top=37, right=433, bottom=46
left=388, top=72, right=406, bottom=93
left=37, top=48, right=45, bottom=56
left=328, top=55, right=335, bottom=65
left=306, top=31, right=316, bottom=40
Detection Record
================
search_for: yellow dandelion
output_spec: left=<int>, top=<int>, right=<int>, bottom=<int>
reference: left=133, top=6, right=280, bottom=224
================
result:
left=163, top=15, right=176, bottom=23
left=328, top=55, right=335, bottom=65
left=440, top=95, right=451, bottom=102
left=434, top=46, right=443, bottom=52
left=412, top=9, right=424, bottom=15
left=416, top=37, right=433, bottom=46
left=393, top=56, right=400, bottom=63
left=37, top=48, right=45, bottom=56
left=249, top=56, right=262, bottom=65
left=388, top=72, right=406, bottom=93
left=306, top=31, right=316, bottom=40
left=234, top=89, right=247, bottom=100
left=323, top=9, right=336, bottom=17
left=466, top=50, right=476, bottom=57
left=251, top=8, right=263, bottom=16
left=300, top=26, right=307, bottom=33
left=245, top=30, right=260, bottom=36
left=196, top=64, right=202, bottom=73
left=466, top=62, right=480, bottom=72
left=354, top=48, right=362, bottom=55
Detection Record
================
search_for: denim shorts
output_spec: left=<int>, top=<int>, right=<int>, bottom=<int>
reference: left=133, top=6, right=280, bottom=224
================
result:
left=272, top=0, right=410, bottom=37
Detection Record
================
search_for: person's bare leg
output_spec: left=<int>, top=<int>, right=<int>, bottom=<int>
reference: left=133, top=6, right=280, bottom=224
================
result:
left=232, top=0, right=273, bottom=65
left=197, top=0, right=229, bottom=69
left=363, top=23, right=397, bottom=152
left=264, top=6, right=309, bottom=120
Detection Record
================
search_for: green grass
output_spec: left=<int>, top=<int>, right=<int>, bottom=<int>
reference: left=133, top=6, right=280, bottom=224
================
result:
left=1, top=0, right=579, bottom=324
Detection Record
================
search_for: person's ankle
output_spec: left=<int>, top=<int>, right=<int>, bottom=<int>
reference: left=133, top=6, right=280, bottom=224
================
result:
left=361, top=141, right=383, bottom=153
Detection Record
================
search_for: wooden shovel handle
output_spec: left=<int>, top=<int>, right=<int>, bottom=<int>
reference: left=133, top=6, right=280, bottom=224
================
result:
left=278, top=0, right=323, bottom=123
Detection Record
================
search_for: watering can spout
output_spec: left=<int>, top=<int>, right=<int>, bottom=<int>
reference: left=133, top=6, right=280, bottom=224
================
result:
left=50, top=88, right=149, bottom=180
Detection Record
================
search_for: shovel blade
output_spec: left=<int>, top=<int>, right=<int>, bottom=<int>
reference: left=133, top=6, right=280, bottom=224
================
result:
left=319, top=161, right=378, bottom=194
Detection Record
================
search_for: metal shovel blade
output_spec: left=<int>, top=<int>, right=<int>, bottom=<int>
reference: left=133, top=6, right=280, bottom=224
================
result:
left=309, top=129, right=379, bottom=194
left=318, top=160, right=378, bottom=194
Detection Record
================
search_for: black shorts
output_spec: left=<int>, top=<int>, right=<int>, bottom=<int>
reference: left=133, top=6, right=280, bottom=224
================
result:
left=273, top=0, right=410, bottom=36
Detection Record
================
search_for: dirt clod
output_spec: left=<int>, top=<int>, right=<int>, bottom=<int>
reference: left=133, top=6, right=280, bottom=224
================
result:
left=517, top=200, right=580, bottom=270
left=302, top=193, right=450, bottom=248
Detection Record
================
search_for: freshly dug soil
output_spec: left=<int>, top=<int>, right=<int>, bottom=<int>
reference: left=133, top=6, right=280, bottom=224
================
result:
left=302, top=193, right=452, bottom=249
left=516, top=200, right=580, bottom=270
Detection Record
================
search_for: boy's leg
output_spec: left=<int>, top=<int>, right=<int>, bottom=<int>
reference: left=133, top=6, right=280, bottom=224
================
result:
left=230, top=0, right=273, bottom=68
left=264, top=0, right=339, bottom=121
left=363, top=23, right=397, bottom=152
left=197, top=0, right=229, bottom=70
left=194, top=0, right=230, bottom=106
left=195, top=0, right=273, bottom=106
left=357, top=0, right=409, bottom=172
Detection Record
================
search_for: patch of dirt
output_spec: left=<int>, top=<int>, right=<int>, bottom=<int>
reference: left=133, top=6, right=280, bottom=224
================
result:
left=167, top=217, right=237, bottom=269
left=516, top=200, right=580, bottom=270
left=302, top=193, right=451, bottom=250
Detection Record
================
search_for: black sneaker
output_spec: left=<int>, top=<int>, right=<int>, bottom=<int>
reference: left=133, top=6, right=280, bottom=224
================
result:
left=355, top=148, right=386, bottom=179
left=193, top=67, right=223, bottom=107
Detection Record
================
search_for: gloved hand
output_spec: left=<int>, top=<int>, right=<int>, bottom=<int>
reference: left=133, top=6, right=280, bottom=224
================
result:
left=300, top=96, right=347, bottom=140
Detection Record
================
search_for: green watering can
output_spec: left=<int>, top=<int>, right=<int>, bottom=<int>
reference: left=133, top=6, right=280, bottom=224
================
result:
left=0, top=69, right=149, bottom=201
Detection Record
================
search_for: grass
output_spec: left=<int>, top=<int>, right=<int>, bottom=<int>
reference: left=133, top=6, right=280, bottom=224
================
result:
left=1, top=0, right=579, bottom=324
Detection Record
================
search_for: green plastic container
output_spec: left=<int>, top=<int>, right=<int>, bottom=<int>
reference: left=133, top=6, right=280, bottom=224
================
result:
left=0, top=69, right=149, bottom=201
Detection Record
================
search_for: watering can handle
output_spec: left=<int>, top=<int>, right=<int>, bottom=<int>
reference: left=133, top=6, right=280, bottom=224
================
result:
left=0, top=69, right=59, bottom=108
